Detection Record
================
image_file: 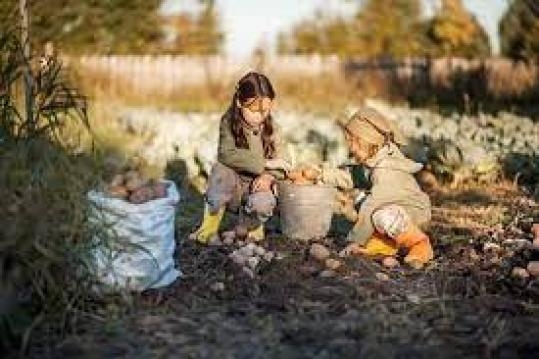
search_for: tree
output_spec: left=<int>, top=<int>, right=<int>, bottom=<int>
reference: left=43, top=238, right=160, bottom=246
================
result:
left=0, top=0, right=163, bottom=54
left=353, top=0, right=424, bottom=57
left=278, top=0, right=425, bottom=58
left=424, top=0, right=491, bottom=57
left=499, top=0, right=539, bottom=60
left=162, top=0, right=223, bottom=54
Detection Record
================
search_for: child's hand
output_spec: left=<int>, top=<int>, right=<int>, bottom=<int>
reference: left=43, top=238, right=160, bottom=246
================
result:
left=252, top=173, right=275, bottom=193
left=265, top=158, right=291, bottom=173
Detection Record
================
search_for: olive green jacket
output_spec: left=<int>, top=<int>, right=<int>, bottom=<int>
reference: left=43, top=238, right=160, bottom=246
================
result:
left=347, top=143, right=431, bottom=244
left=217, top=113, right=286, bottom=179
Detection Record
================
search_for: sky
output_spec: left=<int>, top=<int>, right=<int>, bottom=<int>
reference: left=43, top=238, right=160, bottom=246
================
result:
left=162, top=0, right=509, bottom=58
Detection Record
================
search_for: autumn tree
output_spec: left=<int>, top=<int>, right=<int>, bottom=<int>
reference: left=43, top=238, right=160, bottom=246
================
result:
left=353, top=0, right=424, bottom=57
left=0, top=0, right=168, bottom=54
left=424, top=0, right=491, bottom=57
left=162, top=0, right=223, bottom=54
left=277, top=13, right=353, bottom=56
left=499, top=0, right=539, bottom=60
left=278, top=0, right=425, bottom=58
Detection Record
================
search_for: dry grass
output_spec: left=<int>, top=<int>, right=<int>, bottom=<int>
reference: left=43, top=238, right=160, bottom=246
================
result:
left=70, top=56, right=539, bottom=116
left=0, top=32, right=116, bottom=355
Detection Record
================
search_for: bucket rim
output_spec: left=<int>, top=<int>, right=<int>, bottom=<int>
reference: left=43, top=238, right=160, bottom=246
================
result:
left=276, top=180, right=336, bottom=190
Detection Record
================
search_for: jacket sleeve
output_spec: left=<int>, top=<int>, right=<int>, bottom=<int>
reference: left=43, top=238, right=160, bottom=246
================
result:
left=217, top=117, right=265, bottom=175
left=346, top=196, right=377, bottom=245
left=266, top=123, right=288, bottom=180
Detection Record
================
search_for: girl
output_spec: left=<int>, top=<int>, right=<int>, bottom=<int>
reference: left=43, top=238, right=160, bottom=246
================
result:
left=191, top=72, right=290, bottom=243
left=339, top=107, right=434, bottom=268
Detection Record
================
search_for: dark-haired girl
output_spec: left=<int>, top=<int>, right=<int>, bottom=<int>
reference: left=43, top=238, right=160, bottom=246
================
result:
left=191, top=72, right=290, bottom=243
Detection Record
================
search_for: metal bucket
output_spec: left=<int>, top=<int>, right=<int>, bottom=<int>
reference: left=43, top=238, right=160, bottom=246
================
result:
left=278, top=181, right=336, bottom=241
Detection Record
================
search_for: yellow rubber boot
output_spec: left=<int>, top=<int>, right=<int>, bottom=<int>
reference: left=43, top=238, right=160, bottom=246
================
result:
left=356, top=232, right=398, bottom=256
left=247, top=224, right=265, bottom=242
left=191, top=205, right=224, bottom=244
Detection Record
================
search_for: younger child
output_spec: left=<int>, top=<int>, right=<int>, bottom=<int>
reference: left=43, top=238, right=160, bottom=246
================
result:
left=191, top=72, right=290, bottom=243
left=339, top=107, right=434, bottom=268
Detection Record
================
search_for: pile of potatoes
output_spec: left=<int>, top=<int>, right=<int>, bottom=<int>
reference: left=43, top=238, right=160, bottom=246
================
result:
left=105, top=170, right=169, bottom=204
left=285, top=164, right=354, bottom=189
left=228, top=242, right=277, bottom=278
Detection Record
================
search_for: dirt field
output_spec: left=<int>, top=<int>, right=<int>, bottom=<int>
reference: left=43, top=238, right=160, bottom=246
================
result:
left=26, top=180, right=537, bottom=359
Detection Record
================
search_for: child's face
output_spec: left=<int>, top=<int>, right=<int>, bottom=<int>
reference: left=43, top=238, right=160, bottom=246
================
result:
left=239, top=96, right=273, bottom=127
left=344, top=131, right=370, bottom=163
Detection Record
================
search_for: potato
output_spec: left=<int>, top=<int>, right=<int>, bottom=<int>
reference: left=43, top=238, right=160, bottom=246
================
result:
left=129, top=186, right=153, bottom=204
left=110, top=174, right=125, bottom=187
left=235, top=225, right=248, bottom=239
left=527, top=262, right=539, bottom=277
left=416, top=169, right=438, bottom=191
left=325, top=258, right=342, bottom=270
left=107, top=185, right=129, bottom=199
left=152, top=182, right=168, bottom=199
left=292, top=177, right=312, bottom=185
left=310, top=243, right=331, bottom=261
left=302, top=166, right=321, bottom=181
left=382, top=256, right=399, bottom=268
left=287, top=169, right=304, bottom=181
left=124, top=170, right=148, bottom=191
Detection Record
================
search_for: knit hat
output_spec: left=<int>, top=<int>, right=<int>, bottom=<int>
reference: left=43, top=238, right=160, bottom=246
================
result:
left=337, top=107, right=406, bottom=146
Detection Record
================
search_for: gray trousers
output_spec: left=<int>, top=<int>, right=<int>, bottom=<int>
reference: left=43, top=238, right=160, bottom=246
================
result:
left=206, top=162, right=277, bottom=228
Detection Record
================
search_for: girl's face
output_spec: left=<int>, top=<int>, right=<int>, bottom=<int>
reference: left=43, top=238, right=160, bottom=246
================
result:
left=239, top=96, right=273, bottom=127
left=344, top=131, right=371, bottom=163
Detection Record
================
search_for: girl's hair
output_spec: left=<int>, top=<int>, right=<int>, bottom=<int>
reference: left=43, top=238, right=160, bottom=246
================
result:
left=227, top=72, right=276, bottom=158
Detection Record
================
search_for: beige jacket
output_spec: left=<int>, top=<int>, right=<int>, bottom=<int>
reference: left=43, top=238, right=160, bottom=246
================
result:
left=347, top=143, right=431, bottom=244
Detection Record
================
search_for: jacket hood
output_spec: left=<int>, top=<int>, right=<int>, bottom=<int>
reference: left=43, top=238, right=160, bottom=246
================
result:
left=365, top=143, right=423, bottom=174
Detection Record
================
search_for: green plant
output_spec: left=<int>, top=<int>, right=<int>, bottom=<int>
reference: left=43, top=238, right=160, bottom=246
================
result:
left=0, top=31, right=105, bottom=355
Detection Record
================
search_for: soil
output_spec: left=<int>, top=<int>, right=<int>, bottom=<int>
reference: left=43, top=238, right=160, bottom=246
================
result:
left=33, top=182, right=539, bottom=358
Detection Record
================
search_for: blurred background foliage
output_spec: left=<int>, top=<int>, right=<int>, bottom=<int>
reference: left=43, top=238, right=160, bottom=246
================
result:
left=0, top=0, right=222, bottom=55
left=500, top=0, right=539, bottom=60
left=278, top=0, right=492, bottom=58
left=0, top=0, right=537, bottom=60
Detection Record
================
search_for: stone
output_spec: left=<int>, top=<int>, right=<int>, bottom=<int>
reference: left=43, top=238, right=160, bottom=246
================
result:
left=310, top=243, right=331, bottom=261
left=239, top=245, right=254, bottom=257
left=263, top=251, right=275, bottom=262
left=208, top=235, right=222, bottom=246
left=319, top=270, right=336, bottom=278
left=483, top=242, right=502, bottom=253
left=325, top=258, right=342, bottom=270
left=229, top=252, right=246, bottom=266
left=210, top=282, right=225, bottom=292
left=254, top=246, right=266, bottom=256
left=222, top=230, right=236, bottom=241
left=382, top=256, right=399, bottom=268
left=247, top=256, right=259, bottom=270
